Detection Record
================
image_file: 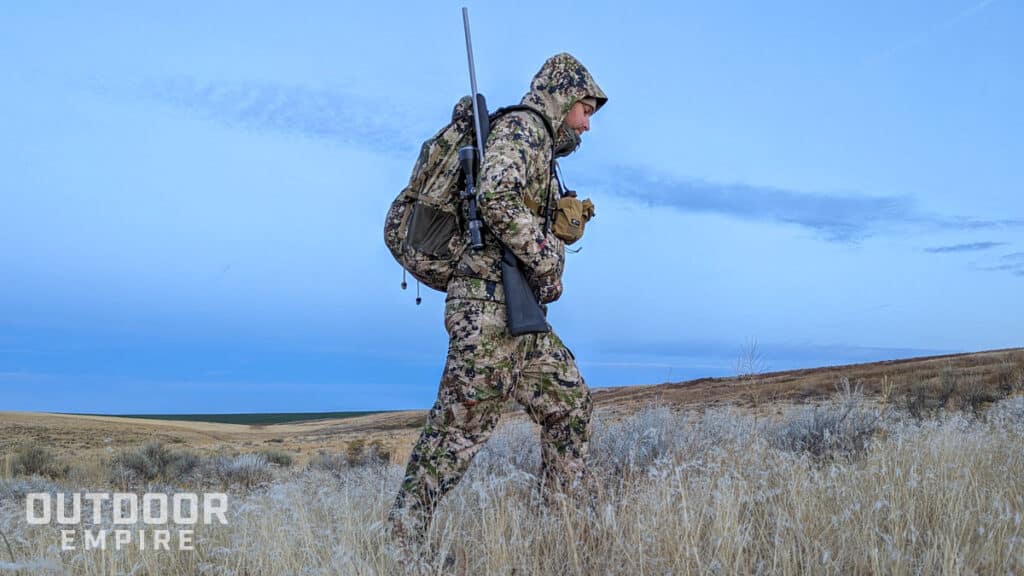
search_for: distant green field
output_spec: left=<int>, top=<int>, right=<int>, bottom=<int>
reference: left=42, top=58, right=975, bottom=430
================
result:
left=65, top=411, right=391, bottom=425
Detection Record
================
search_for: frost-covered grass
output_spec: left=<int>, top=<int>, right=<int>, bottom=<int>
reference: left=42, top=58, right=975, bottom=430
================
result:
left=1, top=396, right=1023, bottom=575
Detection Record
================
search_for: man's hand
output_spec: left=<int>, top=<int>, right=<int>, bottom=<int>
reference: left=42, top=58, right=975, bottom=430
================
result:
left=526, top=231, right=565, bottom=304
left=531, top=231, right=565, bottom=279
left=533, top=276, right=563, bottom=304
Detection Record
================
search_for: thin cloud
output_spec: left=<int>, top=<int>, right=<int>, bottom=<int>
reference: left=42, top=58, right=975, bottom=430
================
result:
left=932, top=243, right=1024, bottom=278
left=138, top=76, right=1024, bottom=245
left=964, top=250, right=1024, bottom=277
left=0, top=371, right=56, bottom=383
left=588, top=165, right=1024, bottom=243
left=975, top=263, right=1024, bottom=275
left=140, top=77, right=898, bottom=242
left=937, top=217, right=1024, bottom=231
left=944, top=0, right=1000, bottom=30
left=140, top=76, right=422, bottom=154
left=595, top=166, right=915, bottom=242
left=589, top=165, right=925, bottom=240
left=925, top=241, right=1006, bottom=254
left=862, top=0, right=1001, bottom=68
left=970, top=257, right=1024, bottom=277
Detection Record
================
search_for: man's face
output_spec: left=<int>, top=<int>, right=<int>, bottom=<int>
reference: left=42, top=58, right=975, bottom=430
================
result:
left=564, top=100, right=595, bottom=135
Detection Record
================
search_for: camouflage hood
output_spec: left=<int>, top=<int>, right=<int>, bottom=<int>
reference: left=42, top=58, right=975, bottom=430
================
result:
left=520, top=53, right=607, bottom=133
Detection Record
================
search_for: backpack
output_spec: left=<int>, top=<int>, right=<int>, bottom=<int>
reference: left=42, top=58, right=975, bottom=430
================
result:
left=384, top=97, right=555, bottom=295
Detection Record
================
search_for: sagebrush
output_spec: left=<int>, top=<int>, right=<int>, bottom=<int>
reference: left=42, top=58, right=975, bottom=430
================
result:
left=1, top=395, right=1022, bottom=574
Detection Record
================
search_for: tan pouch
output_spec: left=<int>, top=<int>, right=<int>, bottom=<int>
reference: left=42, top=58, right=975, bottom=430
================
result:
left=553, top=197, right=595, bottom=244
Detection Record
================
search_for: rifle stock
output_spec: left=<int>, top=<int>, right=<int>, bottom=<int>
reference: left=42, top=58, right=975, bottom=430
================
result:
left=501, top=249, right=550, bottom=335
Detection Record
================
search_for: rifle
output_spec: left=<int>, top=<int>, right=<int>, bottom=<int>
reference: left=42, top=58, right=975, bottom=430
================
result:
left=459, top=7, right=550, bottom=336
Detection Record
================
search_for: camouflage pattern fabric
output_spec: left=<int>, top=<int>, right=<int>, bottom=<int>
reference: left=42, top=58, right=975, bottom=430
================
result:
left=388, top=53, right=606, bottom=545
left=383, top=97, right=477, bottom=292
left=451, top=52, right=607, bottom=300
left=388, top=298, right=592, bottom=543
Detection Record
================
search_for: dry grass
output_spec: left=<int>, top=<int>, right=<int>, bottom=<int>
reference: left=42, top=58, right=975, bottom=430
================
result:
left=593, top=347, right=1024, bottom=418
left=0, top=454, right=12, bottom=481
left=7, top=444, right=68, bottom=480
left=0, top=411, right=421, bottom=476
left=1, top=348, right=1022, bottom=574
left=1, top=393, right=1022, bottom=575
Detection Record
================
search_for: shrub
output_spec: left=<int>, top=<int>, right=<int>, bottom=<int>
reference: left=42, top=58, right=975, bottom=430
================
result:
left=212, top=454, right=272, bottom=489
left=260, top=449, right=294, bottom=468
left=307, top=440, right=389, bottom=477
left=905, top=365, right=1009, bottom=418
left=10, top=443, right=68, bottom=479
left=346, top=438, right=367, bottom=465
left=880, top=374, right=900, bottom=405
left=938, top=365, right=958, bottom=406
left=342, top=438, right=389, bottom=467
left=986, top=396, right=1024, bottom=436
left=904, top=380, right=929, bottom=418
left=468, top=421, right=540, bottom=479
left=308, top=451, right=348, bottom=475
left=955, top=373, right=1004, bottom=414
left=996, top=360, right=1024, bottom=395
left=768, top=378, right=881, bottom=461
left=905, top=377, right=952, bottom=419
left=110, top=441, right=199, bottom=485
left=367, top=439, right=391, bottom=465
left=0, top=476, right=64, bottom=501
left=591, top=405, right=678, bottom=476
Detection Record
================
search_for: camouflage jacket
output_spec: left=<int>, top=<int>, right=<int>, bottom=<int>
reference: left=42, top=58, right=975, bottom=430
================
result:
left=449, top=53, right=607, bottom=305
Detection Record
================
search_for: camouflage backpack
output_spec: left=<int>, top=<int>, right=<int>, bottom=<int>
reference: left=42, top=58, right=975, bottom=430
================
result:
left=384, top=96, right=555, bottom=296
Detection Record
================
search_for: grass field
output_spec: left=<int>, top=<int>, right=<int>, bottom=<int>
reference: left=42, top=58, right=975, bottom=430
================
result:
left=0, top=347, right=1022, bottom=574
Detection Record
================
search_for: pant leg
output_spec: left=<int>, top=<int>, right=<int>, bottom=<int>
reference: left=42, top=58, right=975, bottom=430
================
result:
left=388, top=299, right=514, bottom=543
left=512, top=331, right=593, bottom=495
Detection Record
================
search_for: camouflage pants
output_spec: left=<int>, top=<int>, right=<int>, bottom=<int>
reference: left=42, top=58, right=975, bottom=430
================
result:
left=388, top=297, right=592, bottom=543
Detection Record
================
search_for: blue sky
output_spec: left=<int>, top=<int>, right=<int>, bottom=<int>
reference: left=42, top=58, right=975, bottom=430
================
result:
left=1, top=1, right=1020, bottom=413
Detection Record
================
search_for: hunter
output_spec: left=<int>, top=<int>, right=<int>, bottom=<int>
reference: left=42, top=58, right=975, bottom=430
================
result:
left=389, top=52, right=608, bottom=545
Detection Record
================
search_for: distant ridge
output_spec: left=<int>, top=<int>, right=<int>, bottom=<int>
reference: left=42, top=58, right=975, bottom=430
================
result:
left=57, top=410, right=392, bottom=426
left=591, top=347, right=1024, bottom=415
left=43, top=348, right=1024, bottom=428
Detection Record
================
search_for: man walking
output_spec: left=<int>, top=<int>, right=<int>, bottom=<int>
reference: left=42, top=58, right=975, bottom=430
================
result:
left=388, top=52, right=608, bottom=546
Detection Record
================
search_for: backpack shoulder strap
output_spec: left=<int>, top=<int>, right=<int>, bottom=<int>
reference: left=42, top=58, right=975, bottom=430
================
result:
left=490, top=105, right=556, bottom=142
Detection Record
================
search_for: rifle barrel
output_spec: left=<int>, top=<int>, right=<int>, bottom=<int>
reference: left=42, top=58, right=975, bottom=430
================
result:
left=462, top=7, right=486, bottom=161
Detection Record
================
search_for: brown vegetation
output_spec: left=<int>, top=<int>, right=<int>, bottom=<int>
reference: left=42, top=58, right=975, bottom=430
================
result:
left=592, top=347, right=1024, bottom=418
left=1, top=348, right=1021, bottom=478
left=0, top=348, right=1022, bottom=574
left=1, top=389, right=1022, bottom=574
